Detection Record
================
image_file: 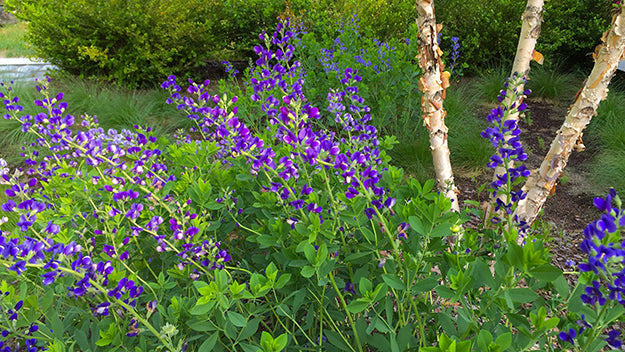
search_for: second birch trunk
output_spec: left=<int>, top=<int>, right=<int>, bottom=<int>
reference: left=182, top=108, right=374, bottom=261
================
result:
left=514, top=5, right=625, bottom=230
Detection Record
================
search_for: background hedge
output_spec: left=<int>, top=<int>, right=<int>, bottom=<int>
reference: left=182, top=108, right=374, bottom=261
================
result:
left=4, top=0, right=615, bottom=87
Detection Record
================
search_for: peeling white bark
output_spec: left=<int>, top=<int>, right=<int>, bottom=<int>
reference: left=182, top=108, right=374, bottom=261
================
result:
left=514, top=5, right=625, bottom=231
left=415, top=0, right=460, bottom=212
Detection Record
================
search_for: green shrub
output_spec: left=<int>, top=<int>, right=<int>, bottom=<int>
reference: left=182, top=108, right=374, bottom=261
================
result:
left=436, top=0, right=524, bottom=72
left=4, top=0, right=285, bottom=87
left=539, top=0, right=613, bottom=71
left=206, top=0, right=288, bottom=59
left=436, top=0, right=613, bottom=72
left=295, top=0, right=416, bottom=41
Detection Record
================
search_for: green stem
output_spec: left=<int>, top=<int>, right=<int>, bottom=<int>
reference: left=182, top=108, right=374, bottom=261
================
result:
left=328, top=272, right=363, bottom=352
left=579, top=302, right=610, bottom=352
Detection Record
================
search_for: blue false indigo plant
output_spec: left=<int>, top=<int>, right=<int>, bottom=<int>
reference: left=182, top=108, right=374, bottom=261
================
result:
left=0, top=18, right=623, bottom=352
left=557, top=189, right=625, bottom=351
left=480, top=74, right=531, bottom=242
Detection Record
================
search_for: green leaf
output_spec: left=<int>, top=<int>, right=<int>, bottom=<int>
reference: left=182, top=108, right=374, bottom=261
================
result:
left=435, top=285, right=456, bottom=300
left=190, top=301, right=215, bottom=315
left=260, top=331, right=273, bottom=351
left=239, top=317, right=260, bottom=340
left=604, top=303, right=625, bottom=323
left=224, top=321, right=238, bottom=340
left=469, top=259, right=496, bottom=289
left=436, top=313, right=457, bottom=337
left=257, top=234, right=277, bottom=247
left=359, top=277, right=373, bottom=296
left=344, top=251, right=372, bottom=262
left=236, top=173, right=252, bottom=182
left=390, top=332, right=400, bottom=352
left=430, top=222, right=452, bottom=237
left=239, top=342, right=261, bottom=352
left=477, top=330, right=493, bottom=351
left=198, top=333, right=219, bottom=352
left=46, top=307, right=64, bottom=339
left=494, top=332, right=512, bottom=350
left=507, top=288, right=538, bottom=304
left=397, top=325, right=414, bottom=350
left=316, top=259, right=334, bottom=280
left=411, top=277, right=439, bottom=294
left=265, top=262, right=278, bottom=282
left=274, top=273, right=291, bottom=289
left=408, top=216, right=427, bottom=236
left=325, top=331, right=352, bottom=351
left=96, top=323, right=116, bottom=347
left=300, top=265, right=315, bottom=278
left=347, top=298, right=370, bottom=313
left=41, top=289, right=54, bottom=311
left=303, top=243, right=316, bottom=264
left=382, top=273, right=406, bottom=291
left=75, top=327, right=91, bottom=352
left=227, top=311, right=247, bottom=328
left=553, top=275, right=570, bottom=299
left=361, top=228, right=375, bottom=241
left=229, top=281, right=246, bottom=295
left=274, top=333, right=288, bottom=351
left=529, top=264, right=563, bottom=282
left=186, top=319, right=216, bottom=332
left=294, top=222, right=310, bottom=236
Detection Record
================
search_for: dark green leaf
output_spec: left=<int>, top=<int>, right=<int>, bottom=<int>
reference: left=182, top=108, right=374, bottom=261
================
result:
left=186, top=319, right=216, bottom=332
left=190, top=301, right=215, bottom=316
left=300, top=265, right=315, bottom=278
left=347, top=299, right=369, bottom=314
left=507, top=288, right=538, bottom=304
left=408, top=216, right=427, bottom=236
left=227, top=311, right=247, bottom=328
left=494, top=332, right=512, bottom=350
left=553, top=275, right=570, bottom=299
left=434, top=285, right=456, bottom=300
left=198, top=333, right=219, bottom=352
left=477, top=330, right=493, bottom=351
left=325, top=331, right=352, bottom=351
left=359, top=277, right=373, bottom=296
left=238, top=317, right=260, bottom=340
left=529, top=264, right=563, bottom=282
left=411, top=277, right=438, bottom=294
left=239, top=343, right=260, bottom=352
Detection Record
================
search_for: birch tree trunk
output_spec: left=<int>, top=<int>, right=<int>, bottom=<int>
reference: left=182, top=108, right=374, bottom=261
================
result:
left=491, top=0, right=544, bottom=181
left=514, top=5, right=625, bottom=230
left=415, top=0, right=460, bottom=212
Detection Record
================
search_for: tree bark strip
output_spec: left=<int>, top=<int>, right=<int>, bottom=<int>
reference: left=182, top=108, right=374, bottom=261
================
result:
left=415, top=0, right=460, bottom=212
left=514, top=5, right=625, bottom=230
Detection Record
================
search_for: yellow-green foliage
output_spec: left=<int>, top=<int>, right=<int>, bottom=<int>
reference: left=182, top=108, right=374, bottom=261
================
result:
left=0, top=22, right=35, bottom=57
